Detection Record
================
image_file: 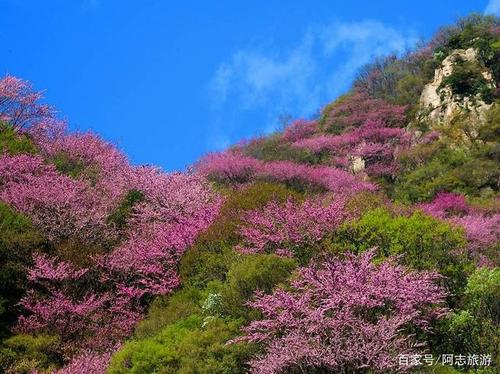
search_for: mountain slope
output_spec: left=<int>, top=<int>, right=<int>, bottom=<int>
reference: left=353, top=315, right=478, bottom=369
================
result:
left=0, top=14, right=498, bottom=374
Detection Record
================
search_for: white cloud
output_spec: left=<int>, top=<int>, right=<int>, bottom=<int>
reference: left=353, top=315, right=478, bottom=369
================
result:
left=208, top=19, right=417, bottom=147
left=485, top=0, right=500, bottom=15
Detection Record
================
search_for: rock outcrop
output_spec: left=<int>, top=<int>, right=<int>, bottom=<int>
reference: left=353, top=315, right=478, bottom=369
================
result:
left=419, top=48, right=494, bottom=125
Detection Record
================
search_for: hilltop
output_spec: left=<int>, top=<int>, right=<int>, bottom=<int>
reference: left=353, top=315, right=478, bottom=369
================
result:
left=0, top=14, right=499, bottom=374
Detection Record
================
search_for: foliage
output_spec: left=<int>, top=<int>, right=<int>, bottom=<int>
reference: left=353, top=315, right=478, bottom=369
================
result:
left=0, top=122, right=38, bottom=155
left=430, top=14, right=500, bottom=77
left=0, top=334, right=61, bottom=374
left=0, top=203, right=43, bottom=338
left=108, top=315, right=254, bottom=374
left=394, top=140, right=499, bottom=202
left=439, top=57, right=495, bottom=104
left=332, top=208, right=469, bottom=299
left=220, top=254, right=297, bottom=319
left=133, top=287, right=204, bottom=340
left=431, top=267, right=500, bottom=369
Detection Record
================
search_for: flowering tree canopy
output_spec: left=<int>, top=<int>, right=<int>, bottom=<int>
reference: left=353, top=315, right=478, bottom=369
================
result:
left=233, top=250, right=448, bottom=374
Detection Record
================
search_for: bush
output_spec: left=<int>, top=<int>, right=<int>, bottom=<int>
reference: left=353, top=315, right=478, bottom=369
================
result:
left=430, top=268, right=500, bottom=369
left=394, top=140, right=499, bottom=202
left=221, top=254, right=297, bottom=319
left=0, top=123, right=37, bottom=155
left=331, top=209, right=469, bottom=298
left=49, top=151, right=88, bottom=179
left=0, top=334, right=61, bottom=374
left=108, top=316, right=254, bottom=374
left=0, top=203, right=43, bottom=338
left=133, top=287, right=204, bottom=340
left=478, top=102, right=500, bottom=142
left=180, top=182, right=302, bottom=287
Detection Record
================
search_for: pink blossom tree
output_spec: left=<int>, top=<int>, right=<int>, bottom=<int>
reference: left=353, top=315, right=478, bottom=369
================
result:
left=17, top=254, right=139, bottom=356
left=14, top=166, right=223, bottom=359
left=39, top=132, right=134, bottom=207
left=0, top=154, right=114, bottom=243
left=232, top=250, right=448, bottom=373
left=52, top=351, right=113, bottom=374
left=237, top=197, right=348, bottom=258
left=419, top=193, right=499, bottom=265
left=0, top=76, right=53, bottom=130
left=281, top=119, right=317, bottom=142
left=196, top=151, right=376, bottom=193
left=320, top=91, right=407, bottom=131
left=196, top=151, right=262, bottom=184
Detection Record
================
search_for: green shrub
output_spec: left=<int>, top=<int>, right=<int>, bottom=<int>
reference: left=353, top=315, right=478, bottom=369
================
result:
left=0, top=123, right=38, bottom=155
left=439, top=58, right=494, bottom=104
left=393, top=73, right=426, bottom=105
left=134, top=287, right=204, bottom=339
left=107, top=189, right=145, bottom=230
left=394, top=140, right=499, bottom=202
left=331, top=209, right=469, bottom=297
left=464, top=267, right=500, bottom=321
left=0, top=203, right=43, bottom=338
left=108, top=316, right=254, bottom=374
left=221, top=254, right=297, bottom=319
left=0, top=334, right=61, bottom=374
left=430, top=268, right=500, bottom=369
left=50, top=152, right=84, bottom=178
left=180, top=182, right=302, bottom=288
left=478, top=102, right=500, bottom=142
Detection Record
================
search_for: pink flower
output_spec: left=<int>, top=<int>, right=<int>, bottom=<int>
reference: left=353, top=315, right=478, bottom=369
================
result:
left=237, top=197, right=349, bottom=255
left=232, top=250, right=448, bottom=373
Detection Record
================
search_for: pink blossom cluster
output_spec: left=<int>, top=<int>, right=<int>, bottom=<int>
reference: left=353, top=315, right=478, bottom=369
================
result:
left=197, top=152, right=376, bottom=193
left=260, top=160, right=377, bottom=193
left=419, top=192, right=470, bottom=219
left=281, top=119, right=317, bottom=142
left=17, top=255, right=138, bottom=356
left=0, top=75, right=64, bottom=140
left=53, top=351, right=113, bottom=374
left=293, top=119, right=410, bottom=177
left=321, top=91, right=407, bottom=130
left=420, top=193, right=499, bottom=265
left=15, top=170, right=222, bottom=356
left=39, top=132, right=134, bottom=206
left=0, top=154, right=114, bottom=243
left=196, top=152, right=262, bottom=183
left=233, top=250, right=448, bottom=373
left=0, top=76, right=53, bottom=130
left=237, top=197, right=348, bottom=256
left=275, top=92, right=411, bottom=177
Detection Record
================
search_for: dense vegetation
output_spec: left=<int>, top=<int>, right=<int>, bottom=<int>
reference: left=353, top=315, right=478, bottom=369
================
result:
left=0, top=14, right=498, bottom=374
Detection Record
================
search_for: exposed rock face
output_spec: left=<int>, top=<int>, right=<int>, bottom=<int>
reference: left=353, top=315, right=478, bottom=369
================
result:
left=350, top=156, right=365, bottom=174
left=419, top=48, right=494, bottom=125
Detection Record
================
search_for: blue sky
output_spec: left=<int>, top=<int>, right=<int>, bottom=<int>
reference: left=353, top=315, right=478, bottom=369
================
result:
left=0, top=0, right=498, bottom=171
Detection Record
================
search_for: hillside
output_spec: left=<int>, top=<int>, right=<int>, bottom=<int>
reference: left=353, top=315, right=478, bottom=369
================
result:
left=0, top=14, right=499, bottom=374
